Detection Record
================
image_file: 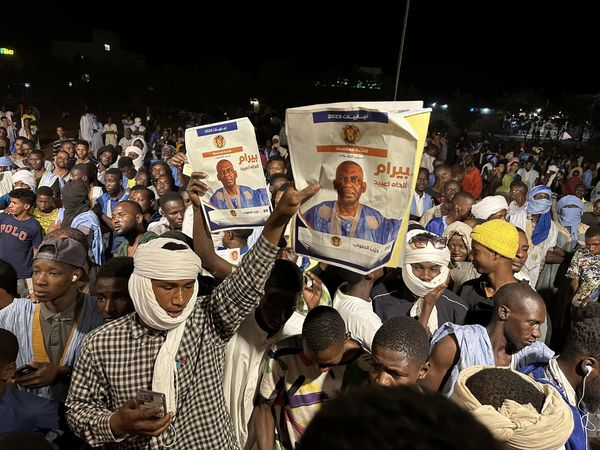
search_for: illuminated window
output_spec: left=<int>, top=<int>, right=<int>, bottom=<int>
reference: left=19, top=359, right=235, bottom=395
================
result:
left=104, top=44, right=111, bottom=52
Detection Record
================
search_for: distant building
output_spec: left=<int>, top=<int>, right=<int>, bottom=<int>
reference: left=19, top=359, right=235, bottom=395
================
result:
left=51, top=30, right=146, bottom=70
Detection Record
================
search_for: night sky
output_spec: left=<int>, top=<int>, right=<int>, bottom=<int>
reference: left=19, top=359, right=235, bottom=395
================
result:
left=5, top=1, right=598, bottom=99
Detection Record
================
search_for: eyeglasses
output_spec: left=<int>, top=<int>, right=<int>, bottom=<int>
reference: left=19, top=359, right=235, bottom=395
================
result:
left=408, top=233, right=447, bottom=249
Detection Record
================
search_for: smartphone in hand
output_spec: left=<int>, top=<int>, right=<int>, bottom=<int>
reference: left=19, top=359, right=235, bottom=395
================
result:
left=13, top=365, right=38, bottom=379
left=137, top=389, right=167, bottom=418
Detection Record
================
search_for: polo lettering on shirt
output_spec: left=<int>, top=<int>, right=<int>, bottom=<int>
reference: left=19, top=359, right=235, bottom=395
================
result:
left=0, top=223, right=28, bottom=240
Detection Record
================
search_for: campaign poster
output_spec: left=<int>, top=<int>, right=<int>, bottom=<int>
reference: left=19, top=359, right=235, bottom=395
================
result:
left=287, top=102, right=431, bottom=274
left=185, top=118, right=272, bottom=232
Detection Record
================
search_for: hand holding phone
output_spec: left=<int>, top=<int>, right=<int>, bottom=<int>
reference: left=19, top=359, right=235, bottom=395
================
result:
left=12, top=364, right=38, bottom=379
left=137, top=389, right=167, bottom=418
left=110, top=395, right=173, bottom=439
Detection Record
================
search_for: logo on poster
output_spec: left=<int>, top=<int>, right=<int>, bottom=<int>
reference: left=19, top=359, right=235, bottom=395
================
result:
left=341, top=125, right=361, bottom=144
left=331, top=236, right=342, bottom=247
left=214, top=135, right=226, bottom=148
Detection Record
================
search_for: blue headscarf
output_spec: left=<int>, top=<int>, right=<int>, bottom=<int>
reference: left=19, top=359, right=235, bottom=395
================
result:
left=557, top=195, right=584, bottom=246
left=526, top=185, right=553, bottom=245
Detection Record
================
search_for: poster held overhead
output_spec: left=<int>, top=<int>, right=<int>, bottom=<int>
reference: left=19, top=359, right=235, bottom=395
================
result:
left=287, top=101, right=431, bottom=274
left=185, top=118, right=272, bottom=232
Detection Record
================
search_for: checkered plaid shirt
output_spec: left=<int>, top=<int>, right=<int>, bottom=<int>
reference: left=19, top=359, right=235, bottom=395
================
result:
left=66, top=236, right=279, bottom=449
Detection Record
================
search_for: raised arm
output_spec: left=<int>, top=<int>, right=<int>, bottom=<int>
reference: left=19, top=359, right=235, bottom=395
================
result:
left=187, top=169, right=319, bottom=341
left=187, top=173, right=234, bottom=282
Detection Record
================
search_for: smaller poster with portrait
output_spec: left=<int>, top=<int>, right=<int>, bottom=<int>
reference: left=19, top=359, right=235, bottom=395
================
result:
left=185, top=118, right=272, bottom=231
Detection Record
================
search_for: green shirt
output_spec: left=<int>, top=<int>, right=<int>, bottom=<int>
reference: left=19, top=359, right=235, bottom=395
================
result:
left=114, top=232, right=158, bottom=257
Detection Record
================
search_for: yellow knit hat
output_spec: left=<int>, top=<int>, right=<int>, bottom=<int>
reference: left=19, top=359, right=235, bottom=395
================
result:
left=470, top=220, right=519, bottom=259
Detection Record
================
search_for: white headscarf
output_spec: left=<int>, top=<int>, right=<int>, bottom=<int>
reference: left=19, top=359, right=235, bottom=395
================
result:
left=443, top=221, right=473, bottom=253
left=134, top=117, right=143, bottom=127
left=402, top=229, right=451, bottom=334
left=129, top=238, right=202, bottom=413
left=471, top=195, right=508, bottom=220
left=125, top=145, right=144, bottom=170
left=131, top=137, right=148, bottom=158
left=545, top=165, right=559, bottom=186
left=12, top=169, right=36, bottom=192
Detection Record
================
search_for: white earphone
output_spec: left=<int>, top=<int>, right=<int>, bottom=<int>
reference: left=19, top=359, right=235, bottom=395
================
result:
left=584, top=365, right=592, bottom=376
left=72, top=275, right=78, bottom=282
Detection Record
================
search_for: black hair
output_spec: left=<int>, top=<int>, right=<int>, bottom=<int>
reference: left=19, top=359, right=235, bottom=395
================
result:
left=302, top=306, right=346, bottom=353
left=105, top=168, right=122, bottom=179
left=466, top=368, right=545, bottom=413
left=36, top=186, right=54, bottom=197
left=130, top=185, right=156, bottom=200
left=510, top=180, right=528, bottom=193
left=372, top=316, right=429, bottom=366
left=452, top=191, right=475, bottom=204
left=20, top=138, right=34, bottom=148
left=297, top=385, right=503, bottom=450
left=117, top=156, right=134, bottom=169
left=0, top=328, right=19, bottom=363
left=97, top=146, right=115, bottom=157
left=0, top=259, right=18, bottom=298
left=159, top=191, right=184, bottom=209
left=418, top=167, right=430, bottom=177
left=8, top=188, right=36, bottom=207
left=97, top=256, right=134, bottom=281
left=562, top=303, right=600, bottom=360
left=75, top=139, right=89, bottom=149
left=28, top=149, right=45, bottom=159
left=585, top=224, right=600, bottom=240
left=266, top=156, right=286, bottom=165
left=265, top=259, right=303, bottom=293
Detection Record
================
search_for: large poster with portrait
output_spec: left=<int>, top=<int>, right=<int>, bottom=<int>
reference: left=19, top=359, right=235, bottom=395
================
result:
left=287, top=102, right=431, bottom=274
left=185, top=118, right=271, bottom=231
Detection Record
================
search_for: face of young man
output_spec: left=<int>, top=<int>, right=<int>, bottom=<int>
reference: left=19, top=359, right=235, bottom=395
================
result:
left=302, top=339, right=346, bottom=374
left=257, top=288, right=297, bottom=333
left=32, top=259, right=80, bottom=302
left=163, top=200, right=185, bottom=230
left=112, top=204, right=140, bottom=236
left=96, top=277, right=134, bottom=322
left=36, top=195, right=55, bottom=214
left=55, top=151, right=70, bottom=170
left=75, top=144, right=89, bottom=161
left=368, top=347, right=428, bottom=386
left=6, top=197, right=29, bottom=216
left=104, top=174, right=122, bottom=196
left=27, top=153, right=44, bottom=171
left=150, top=278, right=196, bottom=318
left=502, top=298, right=545, bottom=351
left=130, top=190, right=153, bottom=214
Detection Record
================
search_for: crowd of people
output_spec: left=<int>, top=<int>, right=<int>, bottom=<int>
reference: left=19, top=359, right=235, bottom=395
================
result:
left=0, top=107, right=599, bottom=450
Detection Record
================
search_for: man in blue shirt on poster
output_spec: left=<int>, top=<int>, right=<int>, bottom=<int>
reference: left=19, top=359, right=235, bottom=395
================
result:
left=302, top=161, right=401, bottom=244
left=209, top=159, right=269, bottom=209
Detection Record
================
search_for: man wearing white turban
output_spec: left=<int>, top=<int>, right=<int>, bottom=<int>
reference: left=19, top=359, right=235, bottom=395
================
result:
left=370, top=229, right=469, bottom=336
left=471, top=195, right=508, bottom=221
left=66, top=172, right=320, bottom=449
